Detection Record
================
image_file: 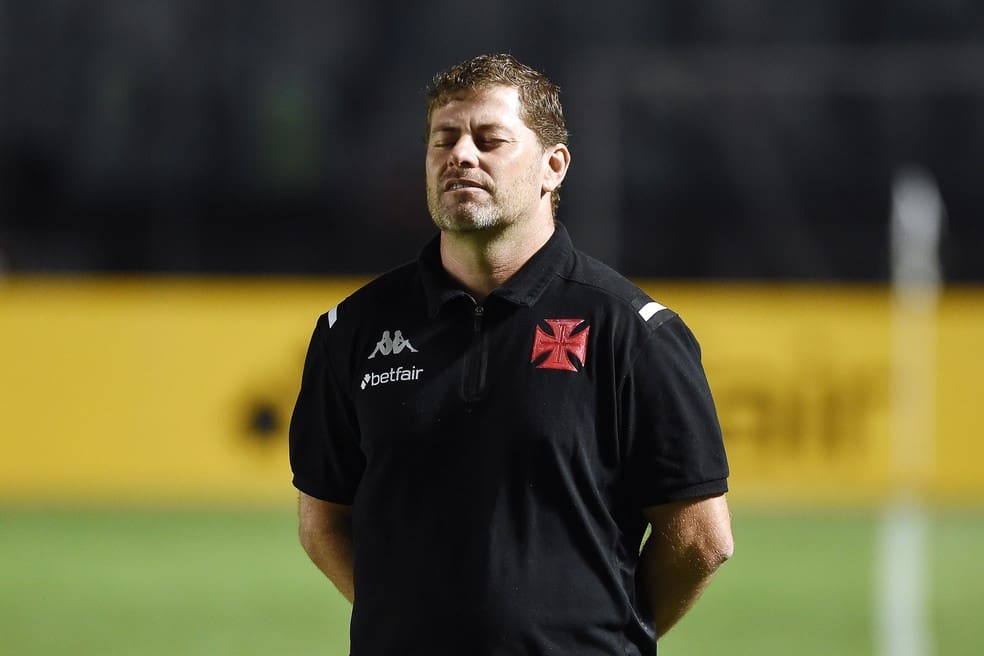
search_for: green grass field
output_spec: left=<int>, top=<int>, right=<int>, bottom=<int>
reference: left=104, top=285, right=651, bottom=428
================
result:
left=1, top=507, right=981, bottom=655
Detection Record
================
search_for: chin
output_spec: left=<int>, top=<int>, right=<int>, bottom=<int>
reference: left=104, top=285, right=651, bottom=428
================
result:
left=431, top=209, right=503, bottom=233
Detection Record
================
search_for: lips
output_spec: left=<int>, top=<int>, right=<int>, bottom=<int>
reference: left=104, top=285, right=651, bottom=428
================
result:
left=443, top=178, right=485, bottom=192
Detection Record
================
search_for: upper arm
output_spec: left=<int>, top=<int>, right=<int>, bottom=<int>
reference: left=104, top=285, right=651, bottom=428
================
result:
left=289, top=312, right=366, bottom=503
left=296, top=491, right=356, bottom=603
left=642, top=494, right=734, bottom=565
left=620, top=316, right=729, bottom=507
left=298, top=491, right=353, bottom=545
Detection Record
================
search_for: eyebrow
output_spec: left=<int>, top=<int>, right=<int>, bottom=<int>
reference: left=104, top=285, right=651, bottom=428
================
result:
left=430, top=122, right=513, bottom=135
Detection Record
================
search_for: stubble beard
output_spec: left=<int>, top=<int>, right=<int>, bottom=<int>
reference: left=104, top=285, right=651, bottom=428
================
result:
left=427, top=189, right=504, bottom=233
left=427, top=162, right=541, bottom=235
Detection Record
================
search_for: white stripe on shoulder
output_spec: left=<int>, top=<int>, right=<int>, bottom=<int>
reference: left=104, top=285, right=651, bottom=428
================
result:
left=327, top=305, right=339, bottom=328
left=638, top=301, right=666, bottom=321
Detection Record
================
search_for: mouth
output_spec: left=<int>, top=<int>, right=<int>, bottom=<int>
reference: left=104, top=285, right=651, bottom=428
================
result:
left=444, top=179, right=485, bottom=192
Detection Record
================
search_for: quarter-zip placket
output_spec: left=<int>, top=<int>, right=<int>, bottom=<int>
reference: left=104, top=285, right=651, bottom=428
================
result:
left=461, top=301, right=488, bottom=401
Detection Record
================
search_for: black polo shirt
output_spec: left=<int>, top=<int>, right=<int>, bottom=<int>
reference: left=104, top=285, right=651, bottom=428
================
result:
left=289, top=223, right=728, bottom=656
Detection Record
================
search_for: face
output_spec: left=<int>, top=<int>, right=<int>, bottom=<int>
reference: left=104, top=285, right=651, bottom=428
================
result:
left=426, top=85, right=548, bottom=233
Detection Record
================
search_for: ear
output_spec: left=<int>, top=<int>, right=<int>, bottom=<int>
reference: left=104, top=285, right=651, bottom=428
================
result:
left=541, top=144, right=571, bottom=194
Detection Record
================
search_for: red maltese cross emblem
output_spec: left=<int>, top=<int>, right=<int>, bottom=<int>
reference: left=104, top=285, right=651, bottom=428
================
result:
left=531, top=318, right=590, bottom=372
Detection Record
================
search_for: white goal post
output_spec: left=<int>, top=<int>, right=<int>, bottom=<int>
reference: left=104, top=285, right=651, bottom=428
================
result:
left=878, top=165, right=944, bottom=656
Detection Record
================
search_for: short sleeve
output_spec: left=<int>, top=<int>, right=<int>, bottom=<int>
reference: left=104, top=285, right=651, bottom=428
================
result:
left=619, top=315, right=729, bottom=507
left=288, top=312, right=365, bottom=503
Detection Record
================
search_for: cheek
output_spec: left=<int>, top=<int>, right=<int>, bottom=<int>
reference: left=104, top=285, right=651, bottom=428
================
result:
left=518, top=158, right=545, bottom=188
left=425, top=163, right=442, bottom=187
left=500, top=155, right=539, bottom=181
left=426, top=150, right=444, bottom=170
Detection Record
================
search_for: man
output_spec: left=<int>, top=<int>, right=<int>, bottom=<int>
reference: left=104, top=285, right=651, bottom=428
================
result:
left=289, top=53, right=733, bottom=655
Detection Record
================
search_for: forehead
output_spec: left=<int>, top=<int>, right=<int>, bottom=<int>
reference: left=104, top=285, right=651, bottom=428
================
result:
left=429, top=85, right=527, bottom=131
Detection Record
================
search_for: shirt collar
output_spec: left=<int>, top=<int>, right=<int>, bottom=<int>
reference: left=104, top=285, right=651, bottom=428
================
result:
left=418, top=222, right=575, bottom=318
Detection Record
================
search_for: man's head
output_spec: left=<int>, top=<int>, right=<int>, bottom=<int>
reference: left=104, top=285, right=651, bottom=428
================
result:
left=426, top=54, right=568, bottom=158
left=427, top=54, right=569, bottom=225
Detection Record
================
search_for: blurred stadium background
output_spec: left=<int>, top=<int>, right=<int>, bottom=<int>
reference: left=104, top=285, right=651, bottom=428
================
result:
left=1, top=2, right=983, bottom=655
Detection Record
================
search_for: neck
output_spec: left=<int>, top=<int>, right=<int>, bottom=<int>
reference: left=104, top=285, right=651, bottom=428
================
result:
left=439, top=217, right=555, bottom=300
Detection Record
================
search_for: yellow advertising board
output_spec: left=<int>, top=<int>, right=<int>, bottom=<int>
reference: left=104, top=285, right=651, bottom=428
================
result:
left=0, top=277, right=361, bottom=506
left=0, top=278, right=981, bottom=506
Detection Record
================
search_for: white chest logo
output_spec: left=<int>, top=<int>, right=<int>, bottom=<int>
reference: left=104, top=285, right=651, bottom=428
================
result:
left=368, top=330, right=419, bottom=359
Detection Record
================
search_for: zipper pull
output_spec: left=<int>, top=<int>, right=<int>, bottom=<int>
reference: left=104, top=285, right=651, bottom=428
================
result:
left=473, top=304, right=484, bottom=331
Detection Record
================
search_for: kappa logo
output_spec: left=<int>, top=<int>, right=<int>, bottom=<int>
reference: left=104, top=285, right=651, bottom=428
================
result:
left=368, top=330, right=419, bottom=359
left=361, top=366, right=425, bottom=390
left=531, top=318, right=590, bottom=372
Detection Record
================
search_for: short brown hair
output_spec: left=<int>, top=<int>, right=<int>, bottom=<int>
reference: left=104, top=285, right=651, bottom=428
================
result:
left=426, top=53, right=569, bottom=214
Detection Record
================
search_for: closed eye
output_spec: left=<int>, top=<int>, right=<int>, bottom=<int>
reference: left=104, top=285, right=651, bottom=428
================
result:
left=477, top=138, right=507, bottom=150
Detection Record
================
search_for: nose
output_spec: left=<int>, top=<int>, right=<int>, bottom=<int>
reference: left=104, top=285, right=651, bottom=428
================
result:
left=448, top=135, right=479, bottom=169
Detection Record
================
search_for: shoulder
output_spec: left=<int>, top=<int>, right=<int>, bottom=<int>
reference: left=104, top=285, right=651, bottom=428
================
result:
left=560, top=248, right=678, bottom=333
left=344, top=260, right=420, bottom=309
left=314, top=259, right=420, bottom=338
